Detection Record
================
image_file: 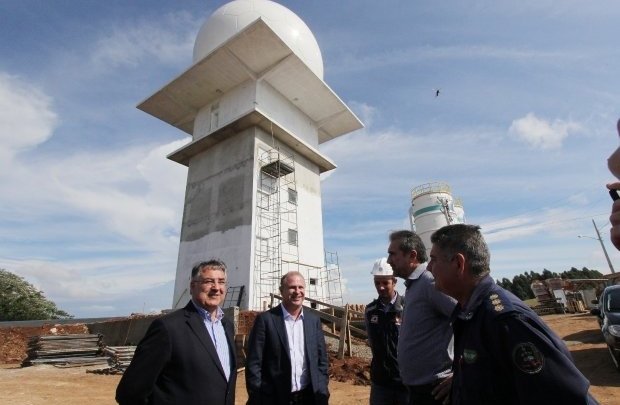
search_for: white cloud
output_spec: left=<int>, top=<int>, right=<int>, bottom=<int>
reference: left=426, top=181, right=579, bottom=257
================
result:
left=331, top=45, right=577, bottom=74
left=48, top=140, right=187, bottom=248
left=0, top=72, right=58, bottom=162
left=509, top=113, right=581, bottom=149
left=91, top=11, right=200, bottom=69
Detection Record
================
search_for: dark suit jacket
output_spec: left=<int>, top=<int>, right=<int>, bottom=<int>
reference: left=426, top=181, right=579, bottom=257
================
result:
left=116, top=301, right=237, bottom=405
left=245, top=304, right=329, bottom=405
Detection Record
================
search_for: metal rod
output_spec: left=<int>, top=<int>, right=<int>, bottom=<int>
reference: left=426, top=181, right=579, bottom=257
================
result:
left=592, top=219, right=616, bottom=274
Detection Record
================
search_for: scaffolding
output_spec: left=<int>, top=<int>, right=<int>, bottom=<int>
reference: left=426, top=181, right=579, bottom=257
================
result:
left=253, top=148, right=344, bottom=310
left=253, top=148, right=300, bottom=309
left=322, top=250, right=344, bottom=306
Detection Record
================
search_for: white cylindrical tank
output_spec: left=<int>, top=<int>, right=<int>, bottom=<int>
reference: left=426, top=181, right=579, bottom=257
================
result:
left=410, top=182, right=465, bottom=252
left=453, top=198, right=466, bottom=224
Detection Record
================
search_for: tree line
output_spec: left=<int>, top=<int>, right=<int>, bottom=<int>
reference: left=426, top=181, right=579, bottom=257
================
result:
left=496, top=267, right=604, bottom=301
left=0, top=269, right=72, bottom=321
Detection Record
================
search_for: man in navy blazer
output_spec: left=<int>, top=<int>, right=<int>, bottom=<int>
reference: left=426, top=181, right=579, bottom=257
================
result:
left=246, top=271, right=329, bottom=405
left=116, top=260, right=237, bottom=405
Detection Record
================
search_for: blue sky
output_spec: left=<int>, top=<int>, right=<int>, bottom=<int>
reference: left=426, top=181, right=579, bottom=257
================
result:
left=1, top=0, right=619, bottom=317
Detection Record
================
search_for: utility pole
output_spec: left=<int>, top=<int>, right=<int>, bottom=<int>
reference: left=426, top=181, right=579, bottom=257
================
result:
left=592, top=219, right=616, bottom=274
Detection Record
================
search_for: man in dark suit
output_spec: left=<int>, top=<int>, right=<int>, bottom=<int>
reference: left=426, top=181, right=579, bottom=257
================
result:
left=246, top=271, right=329, bottom=405
left=116, top=260, right=237, bottom=405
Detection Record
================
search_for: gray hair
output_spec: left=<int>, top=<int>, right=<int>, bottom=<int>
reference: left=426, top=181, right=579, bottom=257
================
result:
left=430, top=224, right=490, bottom=278
left=389, top=230, right=428, bottom=263
left=191, top=260, right=227, bottom=280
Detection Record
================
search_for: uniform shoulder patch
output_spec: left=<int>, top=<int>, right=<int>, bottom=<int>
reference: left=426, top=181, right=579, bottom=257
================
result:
left=512, top=342, right=544, bottom=374
left=485, top=289, right=515, bottom=317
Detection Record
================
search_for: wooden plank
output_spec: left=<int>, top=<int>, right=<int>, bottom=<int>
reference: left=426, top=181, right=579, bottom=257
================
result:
left=348, top=325, right=367, bottom=337
left=337, top=305, right=349, bottom=359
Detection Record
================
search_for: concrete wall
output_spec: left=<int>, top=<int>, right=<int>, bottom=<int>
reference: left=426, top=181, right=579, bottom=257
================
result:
left=86, top=307, right=239, bottom=346
left=256, top=80, right=319, bottom=148
left=87, top=316, right=159, bottom=346
left=193, top=80, right=256, bottom=142
left=172, top=129, right=256, bottom=309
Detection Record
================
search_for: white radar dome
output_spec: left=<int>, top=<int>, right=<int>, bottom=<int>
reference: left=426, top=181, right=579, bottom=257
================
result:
left=193, top=0, right=324, bottom=79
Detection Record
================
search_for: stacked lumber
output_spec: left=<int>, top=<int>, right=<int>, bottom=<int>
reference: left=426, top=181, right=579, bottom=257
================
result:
left=104, top=346, right=136, bottom=371
left=23, top=334, right=107, bottom=366
left=532, top=298, right=566, bottom=316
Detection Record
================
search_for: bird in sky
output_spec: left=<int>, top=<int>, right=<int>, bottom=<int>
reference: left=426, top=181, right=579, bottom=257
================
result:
left=433, top=88, right=441, bottom=97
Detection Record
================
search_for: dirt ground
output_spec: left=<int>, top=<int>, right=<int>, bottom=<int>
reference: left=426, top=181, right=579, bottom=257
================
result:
left=0, top=313, right=618, bottom=405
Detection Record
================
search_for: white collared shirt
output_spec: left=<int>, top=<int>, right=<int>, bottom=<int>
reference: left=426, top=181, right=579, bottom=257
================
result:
left=282, top=305, right=308, bottom=392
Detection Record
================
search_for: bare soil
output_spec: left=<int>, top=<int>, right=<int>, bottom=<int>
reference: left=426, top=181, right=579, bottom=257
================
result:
left=0, top=313, right=617, bottom=405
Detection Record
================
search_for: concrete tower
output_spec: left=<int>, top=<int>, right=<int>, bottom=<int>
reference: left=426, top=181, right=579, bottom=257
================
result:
left=138, top=0, right=362, bottom=310
left=409, top=182, right=466, bottom=253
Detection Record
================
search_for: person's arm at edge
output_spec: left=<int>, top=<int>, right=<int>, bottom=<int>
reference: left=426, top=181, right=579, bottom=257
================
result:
left=245, top=313, right=266, bottom=405
left=115, top=319, right=171, bottom=405
left=315, top=314, right=330, bottom=402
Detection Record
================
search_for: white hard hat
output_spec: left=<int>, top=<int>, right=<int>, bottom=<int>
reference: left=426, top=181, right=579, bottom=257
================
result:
left=371, top=257, right=393, bottom=276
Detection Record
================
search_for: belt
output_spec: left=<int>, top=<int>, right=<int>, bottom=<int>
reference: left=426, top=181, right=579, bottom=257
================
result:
left=290, top=386, right=312, bottom=405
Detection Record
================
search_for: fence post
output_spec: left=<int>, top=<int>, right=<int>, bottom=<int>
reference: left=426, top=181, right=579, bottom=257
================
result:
left=346, top=307, right=352, bottom=357
left=337, top=305, right=349, bottom=359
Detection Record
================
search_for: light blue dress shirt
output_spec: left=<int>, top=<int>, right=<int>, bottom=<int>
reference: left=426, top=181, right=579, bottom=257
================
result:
left=192, top=300, right=231, bottom=381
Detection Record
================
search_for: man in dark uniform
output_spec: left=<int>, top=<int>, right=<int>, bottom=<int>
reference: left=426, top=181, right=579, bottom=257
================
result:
left=365, top=258, right=408, bottom=405
left=427, top=224, right=599, bottom=405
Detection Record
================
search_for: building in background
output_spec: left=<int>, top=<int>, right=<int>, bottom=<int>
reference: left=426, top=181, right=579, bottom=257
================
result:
left=409, top=182, right=466, bottom=252
left=137, top=0, right=362, bottom=310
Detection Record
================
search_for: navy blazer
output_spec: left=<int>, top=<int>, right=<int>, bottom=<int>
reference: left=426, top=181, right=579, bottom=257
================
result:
left=116, top=301, right=237, bottom=405
left=245, top=304, right=329, bottom=405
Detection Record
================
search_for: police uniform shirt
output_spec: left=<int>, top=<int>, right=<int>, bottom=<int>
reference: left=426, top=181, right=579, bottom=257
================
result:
left=451, top=275, right=598, bottom=405
left=365, top=292, right=404, bottom=387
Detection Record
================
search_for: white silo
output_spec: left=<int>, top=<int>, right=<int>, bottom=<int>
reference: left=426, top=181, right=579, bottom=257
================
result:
left=453, top=198, right=466, bottom=224
left=409, top=182, right=466, bottom=252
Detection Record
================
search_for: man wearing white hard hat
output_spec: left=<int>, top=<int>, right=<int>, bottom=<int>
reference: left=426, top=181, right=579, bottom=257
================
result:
left=365, top=258, right=408, bottom=405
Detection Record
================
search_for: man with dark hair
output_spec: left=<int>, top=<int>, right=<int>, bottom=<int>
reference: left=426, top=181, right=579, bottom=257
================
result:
left=428, top=224, right=598, bottom=404
left=387, top=230, right=456, bottom=405
left=246, top=271, right=329, bottom=405
left=116, top=260, right=237, bottom=405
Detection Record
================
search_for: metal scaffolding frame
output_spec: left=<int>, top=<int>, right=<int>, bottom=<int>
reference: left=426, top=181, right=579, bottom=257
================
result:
left=322, top=250, right=344, bottom=306
left=253, top=148, right=300, bottom=309
left=253, top=147, right=344, bottom=310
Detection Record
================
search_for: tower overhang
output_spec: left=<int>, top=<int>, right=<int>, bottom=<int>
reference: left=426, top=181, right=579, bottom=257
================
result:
left=166, top=109, right=337, bottom=173
left=137, top=18, right=363, bottom=144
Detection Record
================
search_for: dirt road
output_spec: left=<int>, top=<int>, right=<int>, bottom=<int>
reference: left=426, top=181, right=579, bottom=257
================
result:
left=0, top=313, right=617, bottom=405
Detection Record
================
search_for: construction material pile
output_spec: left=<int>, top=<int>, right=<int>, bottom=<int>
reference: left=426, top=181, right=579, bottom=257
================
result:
left=23, top=334, right=107, bottom=366
left=104, top=346, right=136, bottom=372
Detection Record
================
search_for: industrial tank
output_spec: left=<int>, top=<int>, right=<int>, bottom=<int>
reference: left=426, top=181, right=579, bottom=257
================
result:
left=409, top=182, right=465, bottom=252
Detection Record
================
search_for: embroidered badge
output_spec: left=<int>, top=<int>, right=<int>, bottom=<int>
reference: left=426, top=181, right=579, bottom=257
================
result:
left=463, top=349, right=478, bottom=364
left=491, top=299, right=502, bottom=306
left=494, top=304, right=504, bottom=312
left=370, top=315, right=379, bottom=323
left=489, top=293, right=499, bottom=300
left=512, top=342, right=544, bottom=374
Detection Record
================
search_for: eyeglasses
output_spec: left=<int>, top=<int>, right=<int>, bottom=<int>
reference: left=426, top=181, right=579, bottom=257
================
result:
left=610, top=189, right=619, bottom=201
left=192, top=278, right=227, bottom=287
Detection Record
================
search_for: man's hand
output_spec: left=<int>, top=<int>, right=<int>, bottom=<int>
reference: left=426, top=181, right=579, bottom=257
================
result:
left=608, top=182, right=620, bottom=250
left=432, top=374, right=452, bottom=405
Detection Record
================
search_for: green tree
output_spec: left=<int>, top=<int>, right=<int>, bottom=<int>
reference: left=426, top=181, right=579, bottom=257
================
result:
left=0, top=269, right=72, bottom=321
